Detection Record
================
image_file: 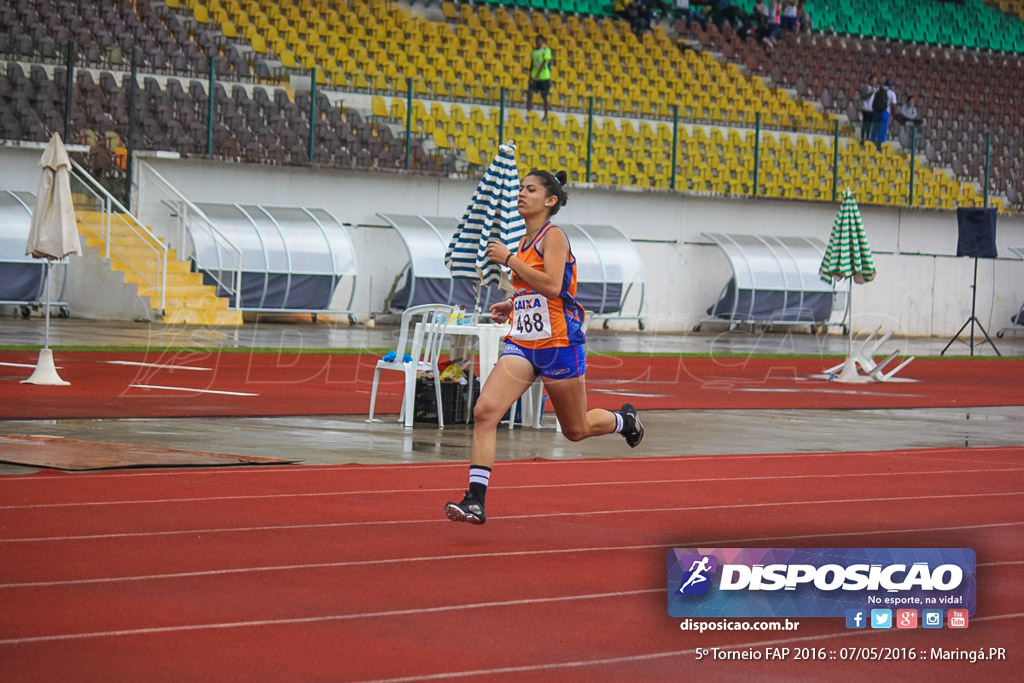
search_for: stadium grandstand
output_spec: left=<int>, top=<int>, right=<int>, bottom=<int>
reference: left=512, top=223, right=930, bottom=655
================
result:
left=0, top=0, right=1021, bottom=212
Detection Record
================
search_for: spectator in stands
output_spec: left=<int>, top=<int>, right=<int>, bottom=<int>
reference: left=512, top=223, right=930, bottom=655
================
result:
left=526, top=35, right=552, bottom=122
left=737, top=5, right=777, bottom=48
left=870, top=78, right=897, bottom=151
left=796, top=1, right=813, bottom=32
left=627, top=0, right=653, bottom=36
left=709, top=0, right=744, bottom=28
left=895, top=93, right=923, bottom=130
left=780, top=0, right=799, bottom=31
left=754, top=0, right=781, bottom=39
left=860, top=74, right=880, bottom=145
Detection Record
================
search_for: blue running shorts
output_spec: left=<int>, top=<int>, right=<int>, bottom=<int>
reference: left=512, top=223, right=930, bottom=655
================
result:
left=500, top=340, right=586, bottom=379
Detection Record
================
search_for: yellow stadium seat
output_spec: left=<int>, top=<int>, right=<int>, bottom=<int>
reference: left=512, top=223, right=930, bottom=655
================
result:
left=193, top=3, right=211, bottom=23
left=433, top=127, right=450, bottom=149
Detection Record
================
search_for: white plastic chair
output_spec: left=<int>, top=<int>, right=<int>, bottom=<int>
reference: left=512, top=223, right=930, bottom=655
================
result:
left=824, top=326, right=914, bottom=382
left=368, top=304, right=454, bottom=428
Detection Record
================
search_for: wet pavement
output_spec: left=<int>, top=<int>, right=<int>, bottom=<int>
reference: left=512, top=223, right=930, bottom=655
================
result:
left=2, top=316, right=1022, bottom=357
left=1, top=317, right=1021, bottom=476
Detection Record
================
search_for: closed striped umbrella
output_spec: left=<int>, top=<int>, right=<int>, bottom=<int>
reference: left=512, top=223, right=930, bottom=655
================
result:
left=819, top=189, right=875, bottom=284
left=444, top=142, right=525, bottom=296
left=820, top=189, right=875, bottom=381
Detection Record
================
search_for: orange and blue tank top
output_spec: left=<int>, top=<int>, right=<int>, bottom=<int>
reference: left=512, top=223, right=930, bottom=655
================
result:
left=508, top=222, right=586, bottom=349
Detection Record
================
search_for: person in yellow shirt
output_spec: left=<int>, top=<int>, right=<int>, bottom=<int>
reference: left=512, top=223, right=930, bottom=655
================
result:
left=526, top=35, right=552, bottom=121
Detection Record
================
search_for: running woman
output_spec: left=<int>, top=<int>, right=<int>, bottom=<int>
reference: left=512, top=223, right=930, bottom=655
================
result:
left=444, top=170, right=644, bottom=525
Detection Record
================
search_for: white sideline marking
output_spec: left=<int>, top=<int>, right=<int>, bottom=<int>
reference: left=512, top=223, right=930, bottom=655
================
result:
left=0, top=362, right=56, bottom=369
left=0, top=446, right=1018, bottom=483
left=0, top=589, right=660, bottom=645
left=128, top=384, right=257, bottom=397
left=739, top=387, right=920, bottom=394
left=103, top=361, right=211, bottom=371
left=3, top=465, right=1022, bottom=510
left=1, top=520, right=1020, bottom=589
left=362, top=613, right=1024, bottom=683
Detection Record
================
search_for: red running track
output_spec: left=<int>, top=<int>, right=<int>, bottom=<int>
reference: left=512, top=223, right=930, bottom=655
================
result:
left=1, top=446, right=1021, bottom=681
left=2, top=350, right=1024, bottom=419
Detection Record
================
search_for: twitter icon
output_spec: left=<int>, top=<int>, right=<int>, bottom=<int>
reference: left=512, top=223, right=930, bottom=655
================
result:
left=870, top=609, right=892, bottom=629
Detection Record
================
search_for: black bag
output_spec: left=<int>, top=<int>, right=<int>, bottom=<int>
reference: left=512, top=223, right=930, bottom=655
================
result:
left=413, top=377, right=480, bottom=424
left=872, top=87, right=889, bottom=113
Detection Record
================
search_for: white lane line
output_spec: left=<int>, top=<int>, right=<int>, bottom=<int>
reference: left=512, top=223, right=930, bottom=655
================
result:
left=739, top=387, right=920, bottom=394
left=6, top=489, right=1024, bottom=544
left=591, top=389, right=668, bottom=397
left=4, top=465, right=1022, bottom=510
left=103, top=361, right=211, bottom=371
left=0, top=589, right=661, bottom=645
left=0, top=447, right=1019, bottom=483
left=0, top=362, right=59, bottom=369
left=0, top=589, right=1019, bottom=650
left=128, top=384, right=258, bottom=397
left=361, top=612, right=1024, bottom=683
left=1, top=520, right=1020, bottom=589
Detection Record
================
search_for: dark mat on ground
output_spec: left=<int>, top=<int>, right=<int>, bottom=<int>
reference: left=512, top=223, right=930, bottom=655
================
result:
left=0, top=434, right=299, bottom=471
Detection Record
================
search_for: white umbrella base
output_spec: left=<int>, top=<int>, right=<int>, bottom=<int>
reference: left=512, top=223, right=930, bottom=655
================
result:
left=21, top=349, right=71, bottom=386
left=831, top=355, right=871, bottom=384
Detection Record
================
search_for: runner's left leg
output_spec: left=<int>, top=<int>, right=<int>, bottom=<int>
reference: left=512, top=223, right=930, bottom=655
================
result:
left=541, top=374, right=617, bottom=442
left=445, top=354, right=537, bottom=524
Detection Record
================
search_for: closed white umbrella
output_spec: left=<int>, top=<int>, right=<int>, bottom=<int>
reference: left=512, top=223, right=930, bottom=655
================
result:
left=22, top=132, right=81, bottom=386
left=444, top=141, right=525, bottom=311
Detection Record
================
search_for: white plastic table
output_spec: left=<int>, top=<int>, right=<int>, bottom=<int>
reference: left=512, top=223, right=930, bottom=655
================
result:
left=416, top=321, right=545, bottom=428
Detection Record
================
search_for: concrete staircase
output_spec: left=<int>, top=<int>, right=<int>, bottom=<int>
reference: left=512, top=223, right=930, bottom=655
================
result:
left=76, top=210, right=242, bottom=326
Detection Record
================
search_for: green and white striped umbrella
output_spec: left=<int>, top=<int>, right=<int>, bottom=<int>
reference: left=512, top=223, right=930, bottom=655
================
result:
left=819, top=189, right=875, bottom=284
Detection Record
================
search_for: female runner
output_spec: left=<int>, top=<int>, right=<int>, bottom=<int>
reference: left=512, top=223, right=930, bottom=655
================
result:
left=445, top=170, right=644, bottom=525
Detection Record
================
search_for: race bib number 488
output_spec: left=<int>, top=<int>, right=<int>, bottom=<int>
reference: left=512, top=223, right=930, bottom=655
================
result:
left=510, top=294, right=552, bottom=341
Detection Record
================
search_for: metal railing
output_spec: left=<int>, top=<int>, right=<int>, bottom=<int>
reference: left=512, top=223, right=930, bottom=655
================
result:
left=4, top=36, right=1021, bottom=214
left=135, top=160, right=243, bottom=308
left=70, top=159, right=167, bottom=311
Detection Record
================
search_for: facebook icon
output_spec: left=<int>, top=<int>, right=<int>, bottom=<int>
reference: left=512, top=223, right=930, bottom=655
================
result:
left=845, top=609, right=867, bottom=629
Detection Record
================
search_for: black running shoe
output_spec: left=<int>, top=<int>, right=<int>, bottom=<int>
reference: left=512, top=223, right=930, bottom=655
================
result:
left=445, top=492, right=486, bottom=524
left=619, top=403, right=644, bottom=448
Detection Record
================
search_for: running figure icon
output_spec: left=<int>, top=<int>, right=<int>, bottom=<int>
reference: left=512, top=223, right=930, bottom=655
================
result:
left=678, top=556, right=712, bottom=594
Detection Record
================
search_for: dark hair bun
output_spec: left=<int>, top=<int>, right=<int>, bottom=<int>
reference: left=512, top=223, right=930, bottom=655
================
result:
left=554, top=170, right=568, bottom=186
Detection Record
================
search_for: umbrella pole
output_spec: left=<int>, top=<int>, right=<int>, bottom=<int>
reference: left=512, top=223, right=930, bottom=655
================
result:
left=834, top=277, right=861, bottom=382
left=43, top=260, right=51, bottom=351
left=21, top=259, right=70, bottom=385
left=847, top=277, right=853, bottom=358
